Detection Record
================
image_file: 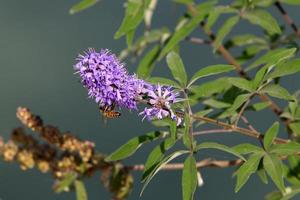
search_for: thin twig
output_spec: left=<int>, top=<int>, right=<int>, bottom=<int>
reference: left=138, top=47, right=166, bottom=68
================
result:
left=191, top=114, right=289, bottom=144
left=240, top=115, right=258, bottom=133
left=193, top=129, right=233, bottom=136
left=128, top=151, right=298, bottom=171
left=235, top=97, right=252, bottom=126
left=185, top=36, right=211, bottom=45
left=274, top=1, right=300, bottom=36
left=128, top=150, right=300, bottom=171
left=128, top=158, right=243, bottom=171
left=240, top=115, right=265, bottom=148
left=183, top=91, right=194, bottom=153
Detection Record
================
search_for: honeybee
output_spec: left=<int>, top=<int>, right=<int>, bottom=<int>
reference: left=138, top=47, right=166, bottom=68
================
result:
left=99, top=105, right=121, bottom=119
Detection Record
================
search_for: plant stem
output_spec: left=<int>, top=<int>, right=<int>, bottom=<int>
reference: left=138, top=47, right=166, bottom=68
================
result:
left=183, top=90, right=194, bottom=154
left=240, top=115, right=258, bottom=133
left=193, top=129, right=233, bottom=136
left=128, top=158, right=243, bottom=171
left=191, top=114, right=288, bottom=144
left=234, top=96, right=252, bottom=126
left=185, top=4, right=289, bottom=134
left=185, top=36, right=211, bottom=45
left=274, top=1, right=300, bottom=36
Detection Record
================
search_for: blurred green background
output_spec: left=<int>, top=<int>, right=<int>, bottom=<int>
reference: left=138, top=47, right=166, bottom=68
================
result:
left=0, top=0, right=299, bottom=199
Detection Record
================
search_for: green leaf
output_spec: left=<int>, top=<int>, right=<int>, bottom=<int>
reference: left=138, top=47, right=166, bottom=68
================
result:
left=213, top=15, right=240, bottom=50
left=229, top=94, right=251, bottom=111
left=151, top=118, right=174, bottom=127
left=137, top=45, right=160, bottom=78
left=182, top=155, right=198, bottom=200
left=253, top=65, right=269, bottom=89
left=235, top=153, right=263, bottom=192
left=257, top=169, right=268, bottom=184
left=251, top=0, right=275, bottom=7
left=183, top=113, right=192, bottom=149
left=175, top=16, right=189, bottom=31
left=232, top=143, right=264, bottom=155
left=190, top=77, right=231, bottom=98
left=205, top=10, right=220, bottom=32
left=287, top=155, right=299, bottom=168
left=269, top=142, right=300, bottom=156
left=237, top=45, right=266, bottom=59
left=195, top=142, right=246, bottom=161
left=188, top=64, right=235, bottom=87
left=242, top=9, right=281, bottom=35
left=229, top=78, right=255, bottom=92
left=193, top=109, right=214, bottom=117
left=289, top=122, right=300, bottom=135
left=288, top=100, right=299, bottom=118
left=141, top=150, right=189, bottom=195
left=266, top=59, right=300, bottom=80
left=229, top=34, right=267, bottom=47
left=203, top=98, right=231, bottom=109
left=170, top=120, right=177, bottom=140
left=281, top=0, right=300, bottom=5
left=247, top=48, right=296, bottom=71
left=148, top=77, right=180, bottom=88
left=205, top=6, right=238, bottom=32
left=114, top=0, right=146, bottom=39
left=263, top=154, right=285, bottom=193
left=173, top=0, right=194, bottom=4
left=260, top=84, right=294, bottom=101
left=166, top=52, right=188, bottom=87
left=252, top=102, right=270, bottom=111
left=126, top=29, right=135, bottom=48
left=264, top=122, right=279, bottom=150
left=69, top=0, right=99, bottom=14
left=220, top=94, right=251, bottom=118
left=158, top=2, right=214, bottom=59
left=265, top=190, right=283, bottom=200
left=75, top=180, right=88, bottom=200
left=142, top=138, right=176, bottom=180
left=54, top=173, right=77, bottom=193
left=106, top=131, right=162, bottom=161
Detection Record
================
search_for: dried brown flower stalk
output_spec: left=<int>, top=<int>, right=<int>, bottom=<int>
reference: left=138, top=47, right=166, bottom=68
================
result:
left=0, top=107, right=134, bottom=200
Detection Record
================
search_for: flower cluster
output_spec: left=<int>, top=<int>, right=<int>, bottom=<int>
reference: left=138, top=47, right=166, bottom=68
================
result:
left=74, top=49, right=181, bottom=123
left=74, top=49, right=140, bottom=109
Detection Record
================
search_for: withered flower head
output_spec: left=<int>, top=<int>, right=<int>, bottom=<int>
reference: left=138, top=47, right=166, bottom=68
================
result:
left=16, top=107, right=43, bottom=131
left=2, top=141, right=18, bottom=161
left=37, top=160, right=50, bottom=173
left=17, top=150, right=35, bottom=170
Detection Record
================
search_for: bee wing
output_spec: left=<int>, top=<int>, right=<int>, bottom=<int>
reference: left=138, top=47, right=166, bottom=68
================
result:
left=99, top=107, right=108, bottom=127
left=102, top=115, right=108, bottom=126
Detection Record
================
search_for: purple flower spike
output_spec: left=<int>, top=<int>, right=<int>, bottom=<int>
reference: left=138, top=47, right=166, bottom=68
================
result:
left=139, top=84, right=181, bottom=124
left=74, top=48, right=182, bottom=125
left=74, top=48, right=139, bottom=109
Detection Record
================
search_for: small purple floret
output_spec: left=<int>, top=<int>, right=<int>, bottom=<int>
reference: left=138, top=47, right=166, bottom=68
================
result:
left=139, top=85, right=182, bottom=124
